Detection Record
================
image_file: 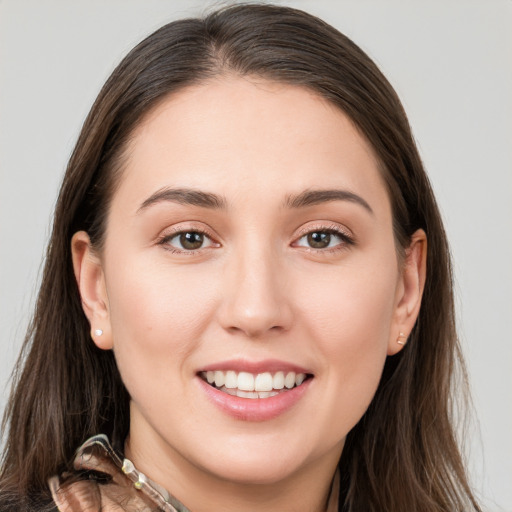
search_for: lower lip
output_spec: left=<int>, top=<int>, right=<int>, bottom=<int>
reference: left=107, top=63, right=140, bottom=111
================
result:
left=197, top=377, right=312, bottom=422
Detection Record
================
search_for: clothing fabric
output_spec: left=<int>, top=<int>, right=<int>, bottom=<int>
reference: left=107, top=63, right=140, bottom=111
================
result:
left=48, top=434, right=340, bottom=512
left=48, top=435, right=189, bottom=512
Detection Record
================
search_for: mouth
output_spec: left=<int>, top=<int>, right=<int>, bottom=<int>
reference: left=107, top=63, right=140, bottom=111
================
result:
left=199, top=370, right=312, bottom=399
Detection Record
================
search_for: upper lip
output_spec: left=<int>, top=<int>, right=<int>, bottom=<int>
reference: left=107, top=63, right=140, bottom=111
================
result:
left=199, top=359, right=312, bottom=375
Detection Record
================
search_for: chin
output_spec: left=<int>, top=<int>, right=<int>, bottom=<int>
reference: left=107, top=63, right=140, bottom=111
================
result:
left=193, top=435, right=321, bottom=486
left=204, top=457, right=300, bottom=486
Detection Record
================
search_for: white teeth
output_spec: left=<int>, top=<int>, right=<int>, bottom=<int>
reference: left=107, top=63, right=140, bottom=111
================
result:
left=202, top=369, right=309, bottom=396
left=214, top=370, right=225, bottom=387
left=218, top=387, right=281, bottom=399
left=225, top=371, right=238, bottom=389
left=284, top=372, right=295, bottom=389
left=254, top=372, right=273, bottom=391
left=236, top=389, right=258, bottom=399
left=237, top=372, right=255, bottom=391
left=295, top=373, right=306, bottom=386
left=273, top=371, right=285, bottom=390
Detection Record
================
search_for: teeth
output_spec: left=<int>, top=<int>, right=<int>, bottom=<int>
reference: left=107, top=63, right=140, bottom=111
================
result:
left=284, top=372, right=295, bottom=389
left=214, top=370, right=225, bottom=387
left=236, top=389, right=258, bottom=398
left=237, top=372, right=254, bottom=391
left=217, top=387, right=281, bottom=399
left=254, top=372, right=273, bottom=391
left=273, top=371, right=285, bottom=390
left=225, top=371, right=238, bottom=389
left=202, top=370, right=308, bottom=396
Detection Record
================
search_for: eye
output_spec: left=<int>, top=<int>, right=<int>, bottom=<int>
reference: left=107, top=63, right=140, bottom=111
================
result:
left=160, top=230, right=216, bottom=252
left=293, top=227, right=354, bottom=251
left=303, top=231, right=335, bottom=249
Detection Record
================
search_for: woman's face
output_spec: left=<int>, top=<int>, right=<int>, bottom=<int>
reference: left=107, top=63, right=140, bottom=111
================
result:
left=74, top=77, right=425, bottom=493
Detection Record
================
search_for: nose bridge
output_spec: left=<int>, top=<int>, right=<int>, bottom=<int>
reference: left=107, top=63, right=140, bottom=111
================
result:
left=218, top=237, right=292, bottom=337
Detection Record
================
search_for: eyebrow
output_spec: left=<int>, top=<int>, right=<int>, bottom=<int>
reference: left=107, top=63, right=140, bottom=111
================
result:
left=284, top=189, right=374, bottom=215
left=138, top=187, right=227, bottom=212
left=137, top=186, right=373, bottom=215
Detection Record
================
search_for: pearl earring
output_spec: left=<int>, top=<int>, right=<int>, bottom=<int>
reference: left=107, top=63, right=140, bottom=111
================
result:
left=397, top=332, right=407, bottom=345
left=94, top=329, right=103, bottom=337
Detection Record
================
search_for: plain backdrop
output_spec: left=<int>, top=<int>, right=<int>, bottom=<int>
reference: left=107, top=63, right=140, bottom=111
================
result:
left=1, top=1, right=511, bottom=510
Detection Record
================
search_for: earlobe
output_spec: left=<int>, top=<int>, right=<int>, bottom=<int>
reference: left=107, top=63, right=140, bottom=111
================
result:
left=388, top=229, right=427, bottom=356
left=71, top=231, right=113, bottom=350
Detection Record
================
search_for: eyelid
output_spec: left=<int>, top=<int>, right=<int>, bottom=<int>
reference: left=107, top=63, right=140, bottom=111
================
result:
left=156, top=223, right=221, bottom=253
left=291, top=222, right=355, bottom=252
left=294, top=222, right=354, bottom=240
left=154, top=221, right=354, bottom=254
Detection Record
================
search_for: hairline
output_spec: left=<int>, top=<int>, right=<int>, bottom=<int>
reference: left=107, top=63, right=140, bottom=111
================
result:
left=95, top=72, right=407, bottom=260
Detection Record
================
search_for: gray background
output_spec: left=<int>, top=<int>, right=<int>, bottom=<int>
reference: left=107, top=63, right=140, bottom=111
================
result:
left=1, top=1, right=511, bottom=510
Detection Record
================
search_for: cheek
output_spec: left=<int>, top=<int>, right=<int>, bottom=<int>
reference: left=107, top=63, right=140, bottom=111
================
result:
left=297, top=261, right=397, bottom=433
left=104, top=258, right=219, bottom=387
left=299, top=259, right=398, bottom=347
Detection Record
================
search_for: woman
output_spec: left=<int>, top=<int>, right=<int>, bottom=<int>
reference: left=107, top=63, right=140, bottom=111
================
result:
left=0, top=4, right=482, bottom=511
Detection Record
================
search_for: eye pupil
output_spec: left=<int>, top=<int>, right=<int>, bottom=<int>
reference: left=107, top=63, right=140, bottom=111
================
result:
left=180, top=232, right=204, bottom=250
left=307, top=232, right=330, bottom=248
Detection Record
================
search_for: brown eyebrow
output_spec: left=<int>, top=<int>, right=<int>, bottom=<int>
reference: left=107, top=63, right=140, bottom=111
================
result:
left=138, top=187, right=227, bottom=212
left=138, top=187, right=373, bottom=215
left=284, top=189, right=374, bottom=215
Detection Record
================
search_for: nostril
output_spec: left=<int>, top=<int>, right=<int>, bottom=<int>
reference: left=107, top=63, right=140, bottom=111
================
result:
left=224, top=323, right=287, bottom=339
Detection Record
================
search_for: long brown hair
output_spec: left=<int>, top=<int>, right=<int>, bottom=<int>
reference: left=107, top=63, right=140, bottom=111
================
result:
left=1, top=4, right=481, bottom=511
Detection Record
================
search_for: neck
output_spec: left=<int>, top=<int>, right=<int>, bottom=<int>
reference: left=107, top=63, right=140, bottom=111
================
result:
left=125, top=433, right=342, bottom=512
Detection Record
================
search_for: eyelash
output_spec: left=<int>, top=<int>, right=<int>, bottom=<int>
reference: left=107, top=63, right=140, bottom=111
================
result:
left=157, top=224, right=355, bottom=255
left=157, top=226, right=217, bottom=255
left=293, top=224, right=355, bottom=254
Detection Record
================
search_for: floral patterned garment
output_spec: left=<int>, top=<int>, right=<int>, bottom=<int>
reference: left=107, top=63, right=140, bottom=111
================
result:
left=48, top=434, right=340, bottom=512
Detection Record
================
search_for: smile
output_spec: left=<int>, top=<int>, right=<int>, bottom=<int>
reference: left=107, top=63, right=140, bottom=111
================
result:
left=200, top=370, right=309, bottom=399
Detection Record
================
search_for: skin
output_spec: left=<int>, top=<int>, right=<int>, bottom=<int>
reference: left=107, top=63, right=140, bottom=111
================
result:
left=72, top=77, right=426, bottom=512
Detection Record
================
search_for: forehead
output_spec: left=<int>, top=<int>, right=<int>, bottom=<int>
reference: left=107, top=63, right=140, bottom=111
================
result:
left=114, top=76, right=389, bottom=215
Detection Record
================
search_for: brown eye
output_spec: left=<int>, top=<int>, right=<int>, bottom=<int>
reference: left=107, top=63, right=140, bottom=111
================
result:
left=294, top=228, right=353, bottom=251
left=307, top=232, right=331, bottom=249
left=179, top=232, right=204, bottom=250
left=163, top=230, right=215, bottom=252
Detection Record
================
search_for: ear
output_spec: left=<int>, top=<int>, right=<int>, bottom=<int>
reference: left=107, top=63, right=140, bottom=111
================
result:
left=388, top=229, right=427, bottom=355
left=71, top=231, right=113, bottom=350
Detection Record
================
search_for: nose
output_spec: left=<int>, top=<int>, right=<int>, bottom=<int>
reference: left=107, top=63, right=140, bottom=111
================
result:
left=217, top=246, right=293, bottom=338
